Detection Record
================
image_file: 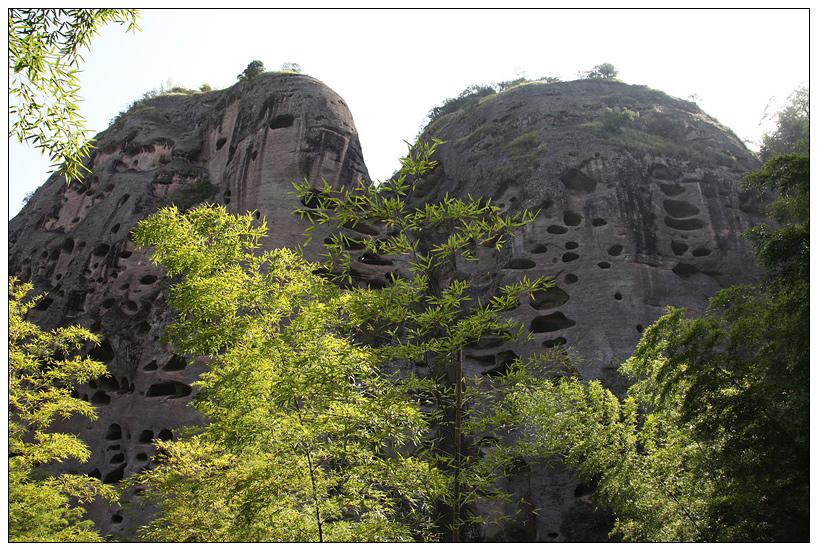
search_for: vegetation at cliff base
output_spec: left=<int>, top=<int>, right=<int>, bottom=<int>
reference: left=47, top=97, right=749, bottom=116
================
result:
left=8, top=279, right=118, bottom=542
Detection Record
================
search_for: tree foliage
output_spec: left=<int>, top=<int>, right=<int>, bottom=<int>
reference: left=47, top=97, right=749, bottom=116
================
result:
left=580, top=62, right=619, bottom=80
left=759, top=84, right=809, bottom=160
left=509, top=91, right=810, bottom=542
left=8, top=278, right=117, bottom=542
left=237, top=60, right=265, bottom=81
left=8, top=8, right=140, bottom=183
left=295, top=138, right=552, bottom=539
left=131, top=206, right=446, bottom=542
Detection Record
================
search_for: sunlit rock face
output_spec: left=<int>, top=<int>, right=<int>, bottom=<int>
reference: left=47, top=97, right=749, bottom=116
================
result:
left=9, top=75, right=764, bottom=541
left=8, top=72, right=370, bottom=537
left=402, top=79, right=765, bottom=540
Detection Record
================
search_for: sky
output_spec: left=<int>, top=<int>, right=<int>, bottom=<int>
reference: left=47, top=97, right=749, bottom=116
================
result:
left=6, top=7, right=812, bottom=219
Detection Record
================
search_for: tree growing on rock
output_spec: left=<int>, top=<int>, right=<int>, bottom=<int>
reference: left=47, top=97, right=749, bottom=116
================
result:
left=580, top=62, right=619, bottom=80
left=237, top=60, right=265, bottom=81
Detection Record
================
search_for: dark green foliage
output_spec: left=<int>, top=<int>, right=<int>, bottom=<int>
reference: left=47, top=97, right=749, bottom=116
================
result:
left=580, top=63, right=619, bottom=80
left=161, top=177, right=217, bottom=212
left=601, top=107, right=638, bottom=133
left=237, top=60, right=265, bottom=82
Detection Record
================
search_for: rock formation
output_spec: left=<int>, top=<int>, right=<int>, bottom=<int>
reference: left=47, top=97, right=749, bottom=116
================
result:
left=8, top=74, right=764, bottom=541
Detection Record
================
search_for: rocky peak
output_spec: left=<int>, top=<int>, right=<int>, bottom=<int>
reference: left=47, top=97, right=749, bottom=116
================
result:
left=9, top=75, right=764, bottom=541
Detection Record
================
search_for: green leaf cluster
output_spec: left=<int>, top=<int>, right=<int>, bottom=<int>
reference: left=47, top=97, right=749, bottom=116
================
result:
left=131, top=206, right=447, bottom=541
left=8, top=9, right=140, bottom=183
left=8, top=278, right=117, bottom=542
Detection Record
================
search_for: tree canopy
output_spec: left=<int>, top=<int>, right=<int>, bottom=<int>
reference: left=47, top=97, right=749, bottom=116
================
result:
left=8, top=8, right=140, bottom=183
left=8, top=278, right=118, bottom=542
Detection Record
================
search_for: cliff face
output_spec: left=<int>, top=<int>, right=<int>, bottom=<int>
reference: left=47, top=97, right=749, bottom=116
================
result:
left=9, top=75, right=764, bottom=541
left=8, top=72, right=369, bottom=537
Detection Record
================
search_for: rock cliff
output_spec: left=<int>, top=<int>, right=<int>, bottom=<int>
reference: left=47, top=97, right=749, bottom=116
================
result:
left=8, top=75, right=763, bottom=541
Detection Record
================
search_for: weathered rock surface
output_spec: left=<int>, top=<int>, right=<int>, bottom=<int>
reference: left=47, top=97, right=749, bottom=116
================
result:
left=8, top=72, right=369, bottom=537
left=9, top=76, right=764, bottom=541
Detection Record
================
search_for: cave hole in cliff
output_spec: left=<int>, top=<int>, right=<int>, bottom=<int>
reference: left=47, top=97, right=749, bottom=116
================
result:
left=110, top=223, right=121, bottom=234
left=564, top=274, right=578, bottom=284
left=659, top=182, right=686, bottom=196
left=142, top=360, right=158, bottom=372
left=109, top=453, right=125, bottom=464
left=663, top=199, right=700, bottom=218
left=530, top=287, right=570, bottom=310
left=673, top=263, right=701, bottom=278
left=342, top=220, right=380, bottom=236
left=270, top=114, right=295, bottom=129
left=563, top=211, right=583, bottom=226
left=562, top=252, right=580, bottom=263
left=692, top=246, right=712, bottom=257
left=466, top=354, right=496, bottom=367
left=483, top=350, right=519, bottom=377
left=664, top=216, right=707, bottom=231
left=89, top=340, right=115, bottom=364
left=607, top=244, right=623, bottom=256
left=103, top=464, right=126, bottom=484
left=105, top=424, right=122, bottom=440
left=61, top=238, right=75, bottom=253
left=649, top=164, right=676, bottom=181
left=122, top=300, right=139, bottom=314
left=560, top=168, right=597, bottom=195
left=92, top=243, right=110, bottom=257
left=223, top=189, right=232, bottom=204
left=671, top=240, right=689, bottom=255
left=139, top=274, right=158, bottom=285
left=138, top=430, right=154, bottom=444
left=598, top=262, right=611, bottom=269
left=636, top=324, right=644, bottom=333
left=592, top=217, right=608, bottom=227
left=359, top=253, right=393, bottom=266
left=158, top=429, right=173, bottom=441
left=91, top=391, right=111, bottom=405
left=111, top=513, right=123, bottom=524
left=146, top=381, right=193, bottom=399
left=87, top=468, right=101, bottom=480
left=162, top=355, right=187, bottom=372
left=505, top=258, right=537, bottom=270
left=543, top=336, right=567, bottom=349
left=528, top=243, right=548, bottom=254
left=49, top=247, right=61, bottom=261
left=116, top=194, right=130, bottom=208
left=531, top=312, right=576, bottom=333
left=565, top=241, right=578, bottom=250
left=119, top=250, right=132, bottom=259
left=136, top=453, right=148, bottom=462
left=216, top=138, right=227, bottom=150
left=136, top=321, right=151, bottom=334
left=547, top=225, right=567, bottom=235
left=34, top=297, right=54, bottom=311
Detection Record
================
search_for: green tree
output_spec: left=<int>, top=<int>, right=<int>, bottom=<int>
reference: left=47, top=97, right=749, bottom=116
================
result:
left=130, top=206, right=446, bottom=542
left=759, top=84, right=809, bottom=160
left=294, top=138, right=551, bottom=540
left=580, top=62, right=619, bottom=80
left=9, top=8, right=140, bottom=183
left=237, top=60, right=265, bottom=81
left=509, top=99, right=809, bottom=542
left=8, top=278, right=117, bottom=542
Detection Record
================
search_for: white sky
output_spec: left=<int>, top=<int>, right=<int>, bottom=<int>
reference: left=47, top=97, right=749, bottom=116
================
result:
left=6, top=7, right=812, bottom=219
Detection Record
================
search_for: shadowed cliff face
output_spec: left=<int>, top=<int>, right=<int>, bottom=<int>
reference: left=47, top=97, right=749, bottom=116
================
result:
left=9, top=76, right=764, bottom=541
left=8, top=72, right=370, bottom=537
